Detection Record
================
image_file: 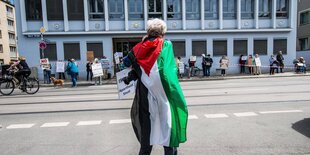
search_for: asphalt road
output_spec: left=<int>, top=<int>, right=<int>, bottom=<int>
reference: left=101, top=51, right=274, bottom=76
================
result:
left=0, top=76, right=309, bottom=155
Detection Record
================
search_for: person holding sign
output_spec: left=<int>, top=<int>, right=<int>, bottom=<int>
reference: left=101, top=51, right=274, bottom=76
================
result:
left=122, top=18, right=188, bottom=155
left=239, top=55, right=246, bottom=74
left=66, top=59, right=79, bottom=87
left=219, top=55, right=229, bottom=76
left=253, top=54, right=262, bottom=75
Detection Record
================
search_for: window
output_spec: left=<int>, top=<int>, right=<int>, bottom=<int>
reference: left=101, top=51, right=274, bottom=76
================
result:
left=129, top=0, right=143, bottom=19
left=40, top=43, right=58, bottom=61
left=273, top=39, right=287, bottom=54
left=0, top=45, right=3, bottom=53
left=234, top=40, right=247, bottom=56
left=167, top=0, right=181, bottom=19
left=0, top=59, right=3, bottom=65
left=47, top=0, right=63, bottom=20
left=109, top=0, right=124, bottom=20
left=213, top=40, right=227, bottom=56
left=192, top=41, right=206, bottom=56
left=299, top=38, right=309, bottom=51
left=64, top=43, right=81, bottom=60
left=6, top=6, right=13, bottom=14
left=25, top=0, right=42, bottom=20
left=171, top=41, right=186, bottom=57
left=186, top=0, right=200, bottom=20
left=148, top=0, right=163, bottom=19
left=300, top=11, right=310, bottom=25
left=223, top=0, right=236, bottom=19
left=10, top=46, right=16, bottom=53
left=0, top=30, right=2, bottom=39
left=7, top=19, right=14, bottom=26
left=67, top=0, right=84, bottom=20
left=241, top=0, right=253, bottom=19
left=87, top=43, right=104, bottom=59
left=259, top=0, right=271, bottom=18
left=276, top=0, right=288, bottom=18
left=254, top=40, right=268, bottom=55
left=204, top=0, right=218, bottom=19
left=89, top=0, right=104, bottom=19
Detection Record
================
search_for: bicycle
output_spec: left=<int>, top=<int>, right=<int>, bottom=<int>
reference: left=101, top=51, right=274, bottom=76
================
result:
left=0, top=70, right=40, bottom=95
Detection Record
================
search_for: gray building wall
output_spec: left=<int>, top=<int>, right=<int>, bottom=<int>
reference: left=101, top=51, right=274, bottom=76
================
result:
left=297, top=0, right=310, bottom=51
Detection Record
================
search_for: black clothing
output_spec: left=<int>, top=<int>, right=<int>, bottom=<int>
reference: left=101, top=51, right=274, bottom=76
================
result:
left=18, top=60, right=29, bottom=70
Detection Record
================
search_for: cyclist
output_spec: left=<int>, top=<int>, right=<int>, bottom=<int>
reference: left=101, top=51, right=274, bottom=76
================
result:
left=8, top=56, right=31, bottom=89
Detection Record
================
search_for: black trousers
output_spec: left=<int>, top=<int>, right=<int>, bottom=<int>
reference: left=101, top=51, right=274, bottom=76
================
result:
left=86, top=70, right=93, bottom=81
left=139, top=145, right=177, bottom=155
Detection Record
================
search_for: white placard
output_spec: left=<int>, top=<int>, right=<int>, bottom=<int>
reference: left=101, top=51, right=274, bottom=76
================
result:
left=241, top=56, right=247, bottom=61
left=190, top=56, right=196, bottom=62
left=40, top=58, right=49, bottom=65
left=255, top=58, right=261, bottom=67
left=92, top=63, right=103, bottom=77
left=101, top=58, right=110, bottom=69
left=56, top=61, right=65, bottom=73
left=116, top=68, right=136, bottom=99
left=114, top=53, right=120, bottom=64
left=178, top=62, right=184, bottom=74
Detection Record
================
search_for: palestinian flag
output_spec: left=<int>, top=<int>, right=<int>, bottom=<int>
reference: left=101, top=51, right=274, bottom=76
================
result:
left=126, top=37, right=188, bottom=147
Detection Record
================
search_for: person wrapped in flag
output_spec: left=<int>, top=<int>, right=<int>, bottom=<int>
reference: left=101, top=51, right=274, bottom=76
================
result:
left=123, top=18, right=188, bottom=155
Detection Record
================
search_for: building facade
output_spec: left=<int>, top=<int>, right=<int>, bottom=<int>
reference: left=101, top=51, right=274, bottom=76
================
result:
left=297, top=0, right=310, bottom=51
left=15, top=0, right=297, bottom=79
left=0, top=0, right=17, bottom=65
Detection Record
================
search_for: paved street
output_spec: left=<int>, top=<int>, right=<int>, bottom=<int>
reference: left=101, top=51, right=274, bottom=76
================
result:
left=0, top=76, right=309, bottom=155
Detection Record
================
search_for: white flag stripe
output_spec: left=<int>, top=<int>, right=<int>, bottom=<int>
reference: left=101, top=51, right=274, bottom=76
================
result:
left=76, top=120, right=102, bottom=126
left=234, top=112, right=258, bottom=117
left=109, top=119, right=131, bottom=124
left=259, top=110, right=303, bottom=114
left=6, top=124, right=35, bottom=129
left=205, top=114, right=229, bottom=118
left=188, top=115, right=199, bottom=119
left=41, top=122, right=70, bottom=127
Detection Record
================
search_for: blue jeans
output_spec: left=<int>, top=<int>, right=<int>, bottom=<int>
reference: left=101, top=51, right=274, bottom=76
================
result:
left=205, top=67, right=211, bottom=76
left=70, top=72, right=78, bottom=87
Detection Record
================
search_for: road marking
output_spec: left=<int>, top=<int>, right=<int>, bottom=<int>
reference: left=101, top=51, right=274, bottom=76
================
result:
left=259, top=110, right=303, bottom=114
left=109, top=119, right=131, bottom=124
left=76, top=120, right=102, bottom=126
left=205, top=114, right=229, bottom=118
left=41, top=122, right=70, bottom=128
left=234, top=112, right=258, bottom=117
left=188, top=115, right=199, bottom=119
left=6, top=124, right=35, bottom=129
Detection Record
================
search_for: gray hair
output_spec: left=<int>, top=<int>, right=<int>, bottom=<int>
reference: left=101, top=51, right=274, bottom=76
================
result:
left=146, top=18, right=167, bottom=37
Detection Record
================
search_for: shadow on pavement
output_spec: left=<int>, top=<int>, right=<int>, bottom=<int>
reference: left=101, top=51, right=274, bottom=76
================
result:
left=292, top=118, right=310, bottom=138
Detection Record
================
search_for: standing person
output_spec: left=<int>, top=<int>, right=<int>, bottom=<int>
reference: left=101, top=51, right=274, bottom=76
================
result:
left=219, top=55, right=229, bottom=76
left=239, top=55, right=246, bottom=74
left=176, top=56, right=184, bottom=78
left=123, top=18, right=188, bottom=155
left=205, top=54, right=213, bottom=77
left=188, top=56, right=196, bottom=77
left=66, top=59, right=79, bottom=87
left=43, top=64, right=52, bottom=84
left=299, top=57, right=306, bottom=73
left=201, top=54, right=206, bottom=77
left=253, top=54, right=261, bottom=75
left=269, top=55, right=277, bottom=75
left=86, top=61, right=93, bottom=81
left=247, top=55, right=254, bottom=74
left=276, top=51, right=284, bottom=73
left=93, top=58, right=102, bottom=85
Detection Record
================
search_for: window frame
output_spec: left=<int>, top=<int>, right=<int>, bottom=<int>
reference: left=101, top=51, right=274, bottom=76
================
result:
left=109, top=0, right=125, bottom=20
left=276, top=0, right=289, bottom=18
left=128, top=0, right=144, bottom=20
left=89, top=0, right=105, bottom=20
left=204, top=0, right=218, bottom=19
left=64, top=43, right=81, bottom=60
left=254, top=39, right=268, bottom=55
left=25, top=0, right=42, bottom=21
left=40, top=43, right=58, bottom=61
left=148, top=0, right=163, bottom=19
left=186, top=0, right=200, bottom=20
left=273, top=38, right=287, bottom=55
left=0, top=45, right=3, bottom=53
left=167, top=0, right=182, bottom=20
left=192, top=41, right=207, bottom=56
left=299, top=10, right=310, bottom=26
left=87, top=42, right=104, bottom=59
left=171, top=40, right=186, bottom=57
left=67, top=0, right=85, bottom=20
left=9, top=46, right=16, bottom=53
left=233, top=40, right=248, bottom=56
left=241, top=0, right=254, bottom=19
left=299, top=38, right=309, bottom=51
left=47, top=0, right=64, bottom=20
left=258, top=0, right=272, bottom=18
left=213, top=40, right=227, bottom=57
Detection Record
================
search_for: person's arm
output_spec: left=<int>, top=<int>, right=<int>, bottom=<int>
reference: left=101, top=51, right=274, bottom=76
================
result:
left=8, top=61, right=20, bottom=70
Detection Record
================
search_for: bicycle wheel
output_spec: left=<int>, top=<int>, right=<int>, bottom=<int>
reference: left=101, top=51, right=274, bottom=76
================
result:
left=25, top=78, right=40, bottom=94
left=0, top=80, right=15, bottom=95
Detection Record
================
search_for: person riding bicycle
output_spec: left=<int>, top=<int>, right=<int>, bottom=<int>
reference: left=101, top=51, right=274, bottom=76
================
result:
left=8, top=56, right=31, bottom=86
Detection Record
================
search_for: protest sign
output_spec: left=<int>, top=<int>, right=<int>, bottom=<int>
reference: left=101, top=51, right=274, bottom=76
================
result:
left=56, top=61, right=65, bottom=73
left=40, top=58, right=50, bottom=70
left=179, top=62, right=184, bottom=74
left=190, top=56, right=196, bottom=62
left=92, top=63, right=103, bottom=77
left=87, top=51, right=94, bottom=62
left=241, top=56, right=247, bottom=61
left=116, top=68, right=135, bottom=99
left=255, top=58, right=261, bottom=66
left=101, top=58, right=110, bottom=69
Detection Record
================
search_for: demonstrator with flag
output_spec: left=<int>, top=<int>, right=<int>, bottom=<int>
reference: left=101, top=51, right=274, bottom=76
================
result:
left=123, top=18, right=188, bottom=155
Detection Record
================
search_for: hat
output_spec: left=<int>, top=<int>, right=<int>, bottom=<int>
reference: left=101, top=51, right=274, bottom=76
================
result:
left=201, top=54, right=205, bottom=57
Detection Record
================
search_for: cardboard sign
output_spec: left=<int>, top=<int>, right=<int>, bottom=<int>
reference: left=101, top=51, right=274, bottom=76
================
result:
left=255, top=58, right=261, bottom=67
left=179, top=62, right=185, bottom=74
left=87, top=51, right=94, bottom=62
left=92, top=63, right=103, bottom=77
left=190, top=56, right=196, bottom=62
left=241, top=56, right=247, bottom=61
left=40, top=58, right=49, bottom=65
left=116, top=68, right=136, bottom=99
left=56, top=61, right=65, bottom=73
left=101, top=58, right=110, bottom=69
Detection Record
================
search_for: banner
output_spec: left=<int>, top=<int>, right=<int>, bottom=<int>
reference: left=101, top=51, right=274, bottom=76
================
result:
left=255, top=58, right=262, bottom=67
left=92, top=63, right=103, bottom=77
left=116, top=68, right=136, bottom=99
left=56, top=61, right=65, bottom=73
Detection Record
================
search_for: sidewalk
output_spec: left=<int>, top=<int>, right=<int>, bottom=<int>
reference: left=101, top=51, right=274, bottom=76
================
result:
left=40, top=72, right=310, bottom=87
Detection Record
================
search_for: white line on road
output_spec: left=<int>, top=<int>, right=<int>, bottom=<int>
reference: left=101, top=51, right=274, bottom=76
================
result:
left=76, top=120, right=102, bottom=126
left=41, top=122, right=70, bottom=128
left=6, top=124, right=35, bottom=129
left=205, top=114, right=229, bottom=118
left=109, top=119, right=131, bottom=124
left=259, top=110, right=303, bottom=114
left=188, top=115, right=199, bottom=119
left=234, top=112, right=258, bottom=117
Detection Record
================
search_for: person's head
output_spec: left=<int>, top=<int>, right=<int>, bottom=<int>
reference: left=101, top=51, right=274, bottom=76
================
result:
left=177, top=56, right=181, bottom=60
left=240, top=55, right=243, bottom=58
left=201, top=54, right=205, bottom=57
left=255, top=54, right=259, bottom=57
left=207, top=54, right=211, bottom=57
left=278, top=51, right=282, bottom=55
left=146, top=18, right=167, bottom=38
left=270, top=54, right=274, bottom=57
left=94, top=58, right=99, bottom=63
left=249, top=55, right=252, bottom=58
left=71, top=58, right=75, bottom=62
left=18, top=56, right=26, bottom=61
